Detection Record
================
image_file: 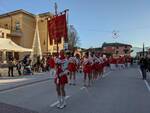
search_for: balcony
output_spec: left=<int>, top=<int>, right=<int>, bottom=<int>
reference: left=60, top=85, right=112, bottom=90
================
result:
left=7, top=26, right=23, bottom=38
left=0, top=25, right=23, bottom=38
left=9, top=29, right=23, bottom=37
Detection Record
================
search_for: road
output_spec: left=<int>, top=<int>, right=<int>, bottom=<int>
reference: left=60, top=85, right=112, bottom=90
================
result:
left=0, top=66, right=150, bottom=113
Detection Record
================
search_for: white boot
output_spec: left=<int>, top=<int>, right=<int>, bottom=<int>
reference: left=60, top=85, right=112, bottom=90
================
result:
left=83, top=80, right=86, bottom=86
left=57, top=96, right=62, bottom=108
left=59, top=96, right=66, bottom=109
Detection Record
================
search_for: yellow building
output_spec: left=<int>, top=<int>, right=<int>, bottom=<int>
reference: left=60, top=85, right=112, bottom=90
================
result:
left=0, top=27, right=10, bottom=62
left=0, top=9, right=67, bottom=60
left=0, top=27, right=10, bottom=39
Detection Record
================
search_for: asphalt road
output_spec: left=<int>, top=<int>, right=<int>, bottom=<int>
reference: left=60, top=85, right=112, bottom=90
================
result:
left=0, top=67, right=150, bottom=113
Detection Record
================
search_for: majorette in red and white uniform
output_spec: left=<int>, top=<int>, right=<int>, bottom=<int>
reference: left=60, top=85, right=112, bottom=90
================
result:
left=68, top=56, right=77, bottom=72
left=83, top=56, right=93, bottom=74
left=117, top=56, right=125, bottom=69
left=93, top=55, right=100, bottom=72
left=98, top=57, right=103, bottom=72
left=126, top=56, right=131, bottom=67
left=109, top=57, right=116, bottom=70
left=54, top=53, right=68, bottom=85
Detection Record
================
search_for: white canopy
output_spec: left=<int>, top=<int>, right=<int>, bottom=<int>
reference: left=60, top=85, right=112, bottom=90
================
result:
left=0, top=38, right=32, bottom=52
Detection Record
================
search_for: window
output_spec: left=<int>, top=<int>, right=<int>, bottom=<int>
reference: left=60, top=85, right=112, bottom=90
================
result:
left=116, top=46, right=119, bottom=49
left=15, top=21, right=20, bottom=30
left=2, top=33, right=4, bottom=38
left=124, top=49, right=129, bottom=54
left=5, top=24, right=8, bottom=29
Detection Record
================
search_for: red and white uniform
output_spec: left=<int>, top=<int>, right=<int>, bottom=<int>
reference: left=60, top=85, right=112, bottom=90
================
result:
left=109, top=57, right=116, bottom=70
left=83, top=57, right=92, bottom=74
left=99, top=57, right=104, bottom=72
left=117, top=57, right=125, bottom=69
left=93, top=56, right=100, bottom=72
left=54, top=56, right=68, bottom=85
left=68, top=57, right=77, bottom=72
left=48, top=57, right=55, bottom=69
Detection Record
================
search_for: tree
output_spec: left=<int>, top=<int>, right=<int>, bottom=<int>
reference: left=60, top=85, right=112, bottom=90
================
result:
left=68, top=25, right=80, bottom=51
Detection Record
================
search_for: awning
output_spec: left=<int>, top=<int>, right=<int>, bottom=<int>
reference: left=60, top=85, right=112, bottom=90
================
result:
left=0, top=38, right=32, bottom=52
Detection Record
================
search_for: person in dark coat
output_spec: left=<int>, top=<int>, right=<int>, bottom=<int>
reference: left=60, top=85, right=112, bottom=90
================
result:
left=139, top=57, right=148, bottom=80
left=8, top=56, right=14, bottom=77
left=16, top=61, right=22, bottom=76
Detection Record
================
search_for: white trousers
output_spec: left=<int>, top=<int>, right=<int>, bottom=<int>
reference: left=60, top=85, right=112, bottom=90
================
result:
left=50, top=68, right=56, bottom=77
left=110, top=64, right=116, bottom=70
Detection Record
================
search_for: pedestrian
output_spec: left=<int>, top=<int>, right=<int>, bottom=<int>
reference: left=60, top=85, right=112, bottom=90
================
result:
left=8, top=56, right=14, bottom=77
left=139, top=57, right=148, bottom=80
left=16, top=60, right=22, bottom=76
left=54, top=50, right=68, bottom=109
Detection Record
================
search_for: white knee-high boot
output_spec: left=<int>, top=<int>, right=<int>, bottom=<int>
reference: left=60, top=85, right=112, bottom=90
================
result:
left=57, top=96, right=62, bottom=108
left=59, top=96, right=66, bottom=109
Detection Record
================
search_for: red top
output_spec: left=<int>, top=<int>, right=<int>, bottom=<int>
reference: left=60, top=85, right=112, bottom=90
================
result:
left=109, top=58, right=116, bottom=64
left=48, top=58, right=55, bottom=68
left=118, top=57, right=125, bottom=64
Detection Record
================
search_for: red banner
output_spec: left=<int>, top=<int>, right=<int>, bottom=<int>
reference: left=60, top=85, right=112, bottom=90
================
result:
left=48, top=14, right=67, bottom=44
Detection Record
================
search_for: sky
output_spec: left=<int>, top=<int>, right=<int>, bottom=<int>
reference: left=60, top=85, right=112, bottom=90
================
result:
left=0, top=0, right=150, bottom=48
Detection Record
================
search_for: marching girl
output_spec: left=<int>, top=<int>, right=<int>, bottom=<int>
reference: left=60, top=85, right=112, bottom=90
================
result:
left=82, top=52, right=92, bottom=87
left=98, top=56, right=104, bottom=78
left=109, top=56, right=116, bottom=70
left=92, top=54, right=100, bottom=81
left=89, top=53, right=95, bottom=83
left=75, top=54, right=81, bottom=73
left=118, top=56, right=125, bottom=69
left=127, top=56, right=131, bottom=67
left=68, top=53, right=77, bottom=85
left=54, top=50, right=69, bottom=109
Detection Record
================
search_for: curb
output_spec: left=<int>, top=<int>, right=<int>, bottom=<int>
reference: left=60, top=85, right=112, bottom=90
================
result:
left=0, top=78, right=53, bottom=92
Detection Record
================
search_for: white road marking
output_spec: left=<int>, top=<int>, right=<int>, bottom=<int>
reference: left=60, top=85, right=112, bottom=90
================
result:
left=144, top=80, right=150, bottom=92
left=138, top=69, right=142, bottom=78
left=50, top=95, right=70, bottom=107
left=80, top=86, right=86, bottom=90
left=102, top=71, right=112, bottom=78
left=138, top=69, right=150, bottom=93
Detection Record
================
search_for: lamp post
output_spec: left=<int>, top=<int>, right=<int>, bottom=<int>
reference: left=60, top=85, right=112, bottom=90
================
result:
left=143, top=42, right=145, bottom=57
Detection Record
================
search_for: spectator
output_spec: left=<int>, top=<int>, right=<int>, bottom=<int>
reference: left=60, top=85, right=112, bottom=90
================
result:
left=8, top=56, right=14, bottom=77
left=16, top=61, right=22, bottom=76
left=139, top=57, right=148, bottom=80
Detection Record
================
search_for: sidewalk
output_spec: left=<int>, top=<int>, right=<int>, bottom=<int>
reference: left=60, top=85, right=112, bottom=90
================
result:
left=0, top=72, right=53, bottom=92
left=0, top=67, right=18, bottom=77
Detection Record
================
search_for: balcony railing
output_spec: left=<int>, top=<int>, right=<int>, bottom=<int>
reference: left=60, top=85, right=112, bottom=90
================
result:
left=10, top=29, right=23, bottom=37
left=0, top=25, right=23, bottom=37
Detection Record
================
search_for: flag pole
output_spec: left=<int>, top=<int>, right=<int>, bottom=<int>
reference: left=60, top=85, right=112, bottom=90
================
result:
left=54, top=2, right=59, bottom=55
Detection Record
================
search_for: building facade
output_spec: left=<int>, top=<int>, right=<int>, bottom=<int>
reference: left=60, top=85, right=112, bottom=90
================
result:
left=102, top=42, right=132, bottom=58
left=0, top=9, right=67, bottom=60
left=136, top=48, right=150, bottom=59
